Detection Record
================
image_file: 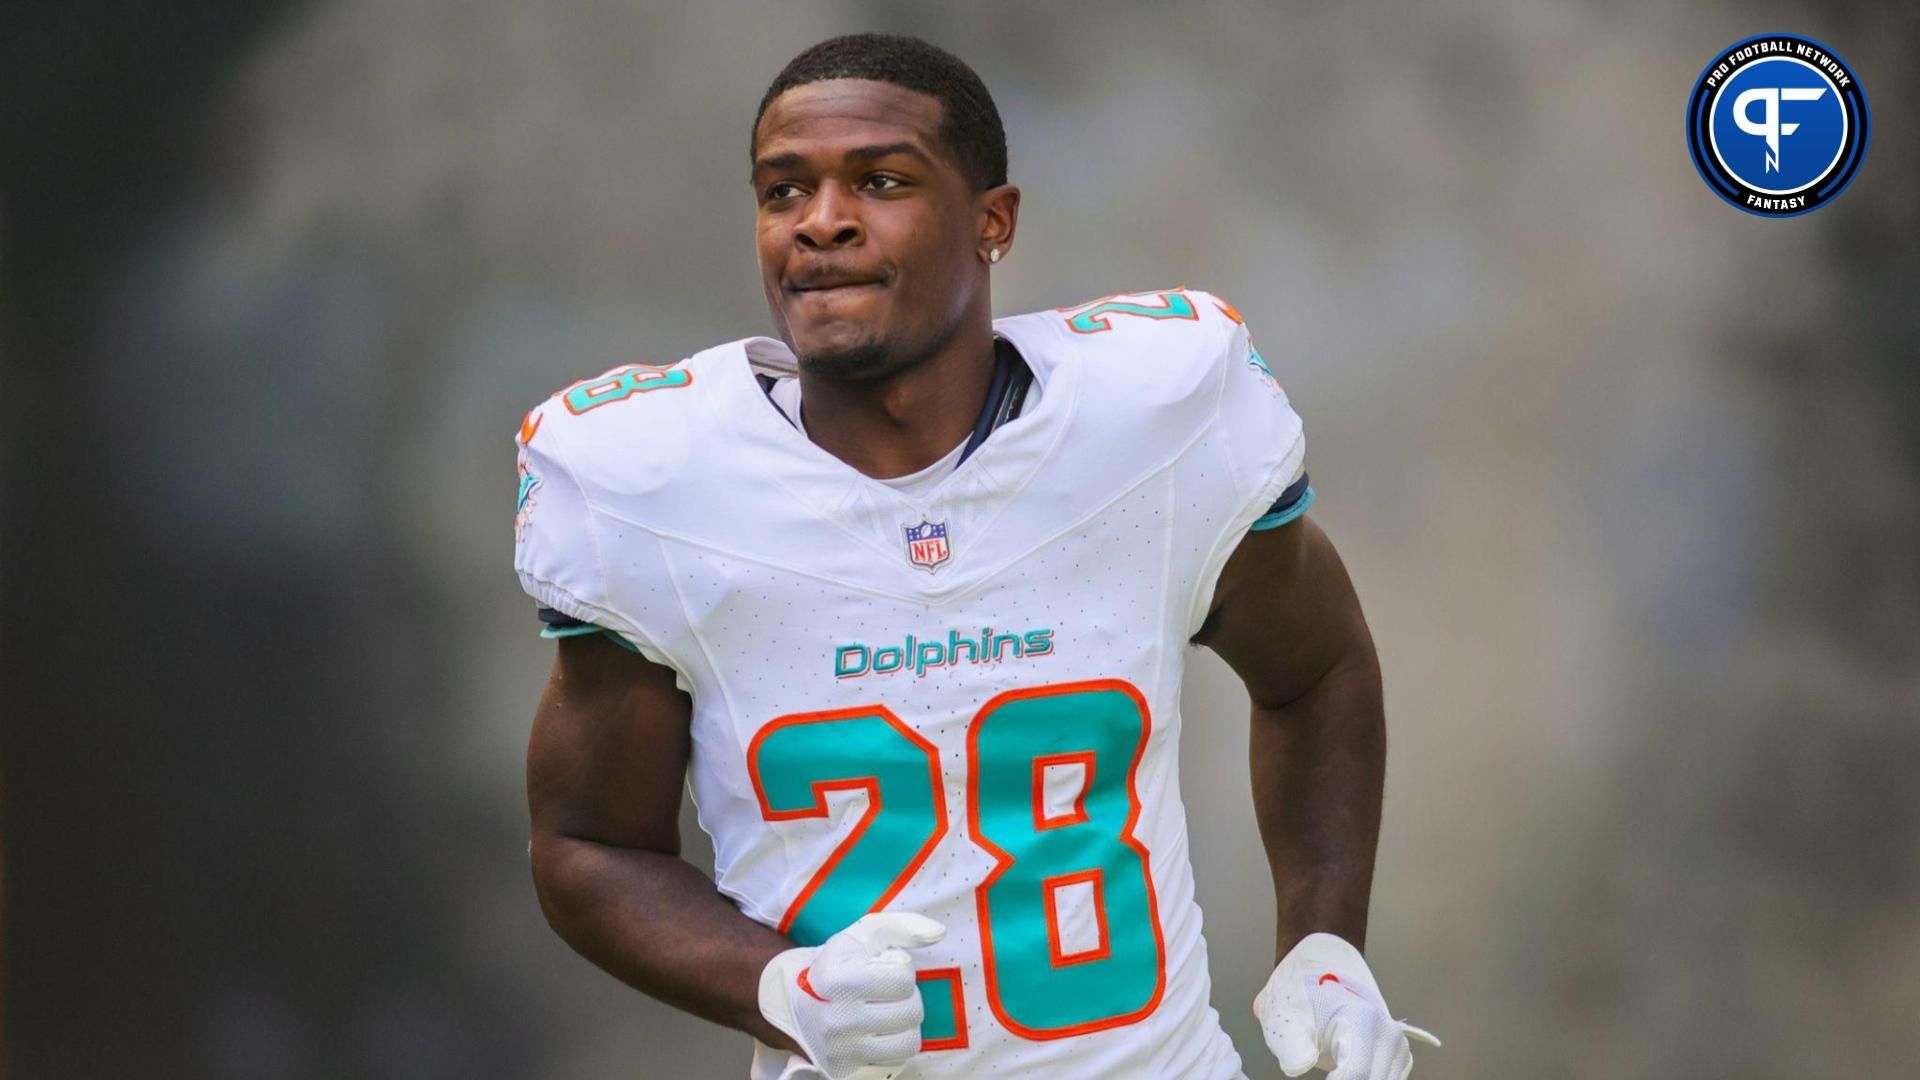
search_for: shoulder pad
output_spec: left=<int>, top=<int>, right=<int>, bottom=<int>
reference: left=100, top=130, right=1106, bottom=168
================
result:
left=516, top=348, right=718, bottom=504
left=1004, top=287, right=1247, bottom=426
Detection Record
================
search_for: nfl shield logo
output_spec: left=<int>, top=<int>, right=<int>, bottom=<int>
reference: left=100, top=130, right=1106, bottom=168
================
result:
left=903, top=520, right=951, bottom=571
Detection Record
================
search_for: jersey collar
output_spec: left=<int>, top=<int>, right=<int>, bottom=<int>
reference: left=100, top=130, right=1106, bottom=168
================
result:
left=716, top=323, right=1076, bottom=597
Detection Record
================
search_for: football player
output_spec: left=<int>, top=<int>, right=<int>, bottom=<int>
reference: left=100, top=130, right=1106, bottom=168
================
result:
left=519, top=33, right=1435, bottom=1080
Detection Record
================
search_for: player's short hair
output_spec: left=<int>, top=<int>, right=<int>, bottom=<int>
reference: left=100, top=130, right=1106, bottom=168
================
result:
left=754, top=33, right=1009, bottom=191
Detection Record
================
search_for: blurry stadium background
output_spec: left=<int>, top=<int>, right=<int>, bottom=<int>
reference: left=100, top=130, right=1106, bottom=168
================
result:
left=4, top=1, right=1916, bottom=1077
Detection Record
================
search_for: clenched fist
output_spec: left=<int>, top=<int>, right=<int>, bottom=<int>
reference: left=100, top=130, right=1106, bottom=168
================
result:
left=758, top=912, right=947, bottom=1080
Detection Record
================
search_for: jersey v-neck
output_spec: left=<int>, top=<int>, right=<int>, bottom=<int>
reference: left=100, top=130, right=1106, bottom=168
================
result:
left=762, top=372, right=967, bottom=499
left=722, top=317, right=1078, bottom=596
left=755, top=337, right=1037, bottom=492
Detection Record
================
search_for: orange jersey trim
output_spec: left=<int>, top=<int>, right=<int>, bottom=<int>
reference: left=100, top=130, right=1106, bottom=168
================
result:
left=1031, top=750, right=1096, bottom=831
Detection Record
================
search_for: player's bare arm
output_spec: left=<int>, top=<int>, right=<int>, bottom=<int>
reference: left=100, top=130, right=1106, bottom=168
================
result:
left=1197, top=518, right=1438, bottom=1077
left=1195, top=516, right=1383, bottom=956
left=526, top=632, right=800, bottom=1051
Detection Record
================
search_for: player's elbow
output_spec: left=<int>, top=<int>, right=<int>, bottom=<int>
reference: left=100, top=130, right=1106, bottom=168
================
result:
left=527, top=831, right=599, bottom=939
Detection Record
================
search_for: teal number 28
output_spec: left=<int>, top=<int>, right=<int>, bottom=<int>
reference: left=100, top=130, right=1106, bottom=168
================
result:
left=747, top=679, right=1166, bottom=1050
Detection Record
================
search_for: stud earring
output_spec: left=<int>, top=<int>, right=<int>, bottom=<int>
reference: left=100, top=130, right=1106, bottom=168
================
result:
left=988, top=248, right=1002, bottom=264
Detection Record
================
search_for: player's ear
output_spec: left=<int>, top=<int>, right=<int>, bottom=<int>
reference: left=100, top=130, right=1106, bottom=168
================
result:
left=976, top=184, right=1020, bottom=262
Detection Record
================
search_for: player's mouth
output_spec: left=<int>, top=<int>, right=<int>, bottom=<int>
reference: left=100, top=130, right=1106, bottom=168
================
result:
left=785, top=270, right=888, bottom=297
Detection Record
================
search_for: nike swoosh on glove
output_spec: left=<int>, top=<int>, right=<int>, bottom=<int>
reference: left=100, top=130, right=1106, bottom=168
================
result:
left=1253, top=932, right=1439, bottom=1080
left=758, top=911, right=947, bottom=1080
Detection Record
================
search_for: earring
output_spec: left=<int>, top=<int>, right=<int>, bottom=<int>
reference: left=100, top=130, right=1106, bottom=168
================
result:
left=988, top=248, right=1002, bottom=264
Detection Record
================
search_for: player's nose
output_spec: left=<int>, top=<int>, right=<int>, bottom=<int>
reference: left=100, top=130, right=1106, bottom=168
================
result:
left=792, top=181, right=863, bottom=250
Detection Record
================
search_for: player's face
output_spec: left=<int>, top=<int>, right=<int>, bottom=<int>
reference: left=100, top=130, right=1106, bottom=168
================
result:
left=752, top=80, right=986, bottom=380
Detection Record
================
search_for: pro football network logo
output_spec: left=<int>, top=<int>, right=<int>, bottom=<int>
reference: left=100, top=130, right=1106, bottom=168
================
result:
left=1686, top=34, right=1869, bottom=217
left=903, top=519, right=951, bottom=571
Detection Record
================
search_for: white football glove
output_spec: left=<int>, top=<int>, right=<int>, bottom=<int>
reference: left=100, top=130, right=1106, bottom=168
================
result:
left=758, top=912, right=947, bottom=1080
left=1253, top=932, right=1439, bottom=1080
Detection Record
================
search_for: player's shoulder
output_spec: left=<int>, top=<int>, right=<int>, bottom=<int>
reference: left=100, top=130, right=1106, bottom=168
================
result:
left=997, top=287, right=1260, bottom=415
left=1003, top=285, right=1246, bottom=362
left=513, top=337, right=762, bottom=493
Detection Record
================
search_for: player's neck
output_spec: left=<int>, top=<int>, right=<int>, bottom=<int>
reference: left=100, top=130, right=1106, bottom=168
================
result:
left=795, top=321, right=997, bottom=482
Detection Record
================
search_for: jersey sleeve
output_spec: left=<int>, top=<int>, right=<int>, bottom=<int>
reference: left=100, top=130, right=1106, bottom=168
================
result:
left=1251, top=472, right=1315, bottom=530
left=511, top=408, right=676, bottom=667
left=1210, top=299, right=1309, bottom=517
left=1181, top=295, right=1311, bottom=634
left=513, top=413, right=607, bottom=623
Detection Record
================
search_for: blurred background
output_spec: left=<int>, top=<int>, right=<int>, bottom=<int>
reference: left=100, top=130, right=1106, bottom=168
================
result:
left=4, top=1, right=1916, bottom=1077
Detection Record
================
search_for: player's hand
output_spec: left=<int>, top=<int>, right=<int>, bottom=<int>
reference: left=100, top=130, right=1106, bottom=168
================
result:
left=1252, top=932, right=1439, bottom=1080
left=757, top=911, right=947, bottom=1080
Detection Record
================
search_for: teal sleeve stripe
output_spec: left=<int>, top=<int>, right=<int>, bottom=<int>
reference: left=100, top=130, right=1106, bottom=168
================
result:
left=539, top=624, right=641, bottom=653
left=1249, top=485, right=1315, bottom=531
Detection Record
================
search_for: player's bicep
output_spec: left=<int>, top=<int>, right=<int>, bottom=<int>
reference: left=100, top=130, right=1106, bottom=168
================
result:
left=526, top=631, right=692, bottom=854
left=1194, top=517, right=1376, bottom=709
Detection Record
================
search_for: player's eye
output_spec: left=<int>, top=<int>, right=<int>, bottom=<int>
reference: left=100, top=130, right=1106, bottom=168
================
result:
left=762, top=181, right=804, bottom=203
left=862, top=174, right=907, bottom=192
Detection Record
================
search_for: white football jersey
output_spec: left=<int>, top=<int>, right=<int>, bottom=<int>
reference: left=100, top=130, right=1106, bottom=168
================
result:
left=515, top=289, right=1308, bottom=1080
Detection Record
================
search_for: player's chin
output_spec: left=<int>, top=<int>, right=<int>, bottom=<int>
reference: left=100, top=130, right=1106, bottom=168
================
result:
left=795, top=337, right=897, bottom=381
left=792, top=320, right=906, bottom=381
left=787, top=315, right=896, bottom=379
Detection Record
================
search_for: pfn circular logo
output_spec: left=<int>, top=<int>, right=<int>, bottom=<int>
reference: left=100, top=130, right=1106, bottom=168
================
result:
left=1686, top=35, right=1869, bottom=217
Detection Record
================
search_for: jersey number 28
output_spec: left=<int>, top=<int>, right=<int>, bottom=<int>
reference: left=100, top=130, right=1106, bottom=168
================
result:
left=747, top=678, right=1166, bottom=1049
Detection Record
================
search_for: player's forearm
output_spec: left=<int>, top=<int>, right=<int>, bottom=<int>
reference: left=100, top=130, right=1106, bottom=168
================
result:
left=1249, top=645, right=1385, bottom=962
left=529, top=833, right=801, bottom=1050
